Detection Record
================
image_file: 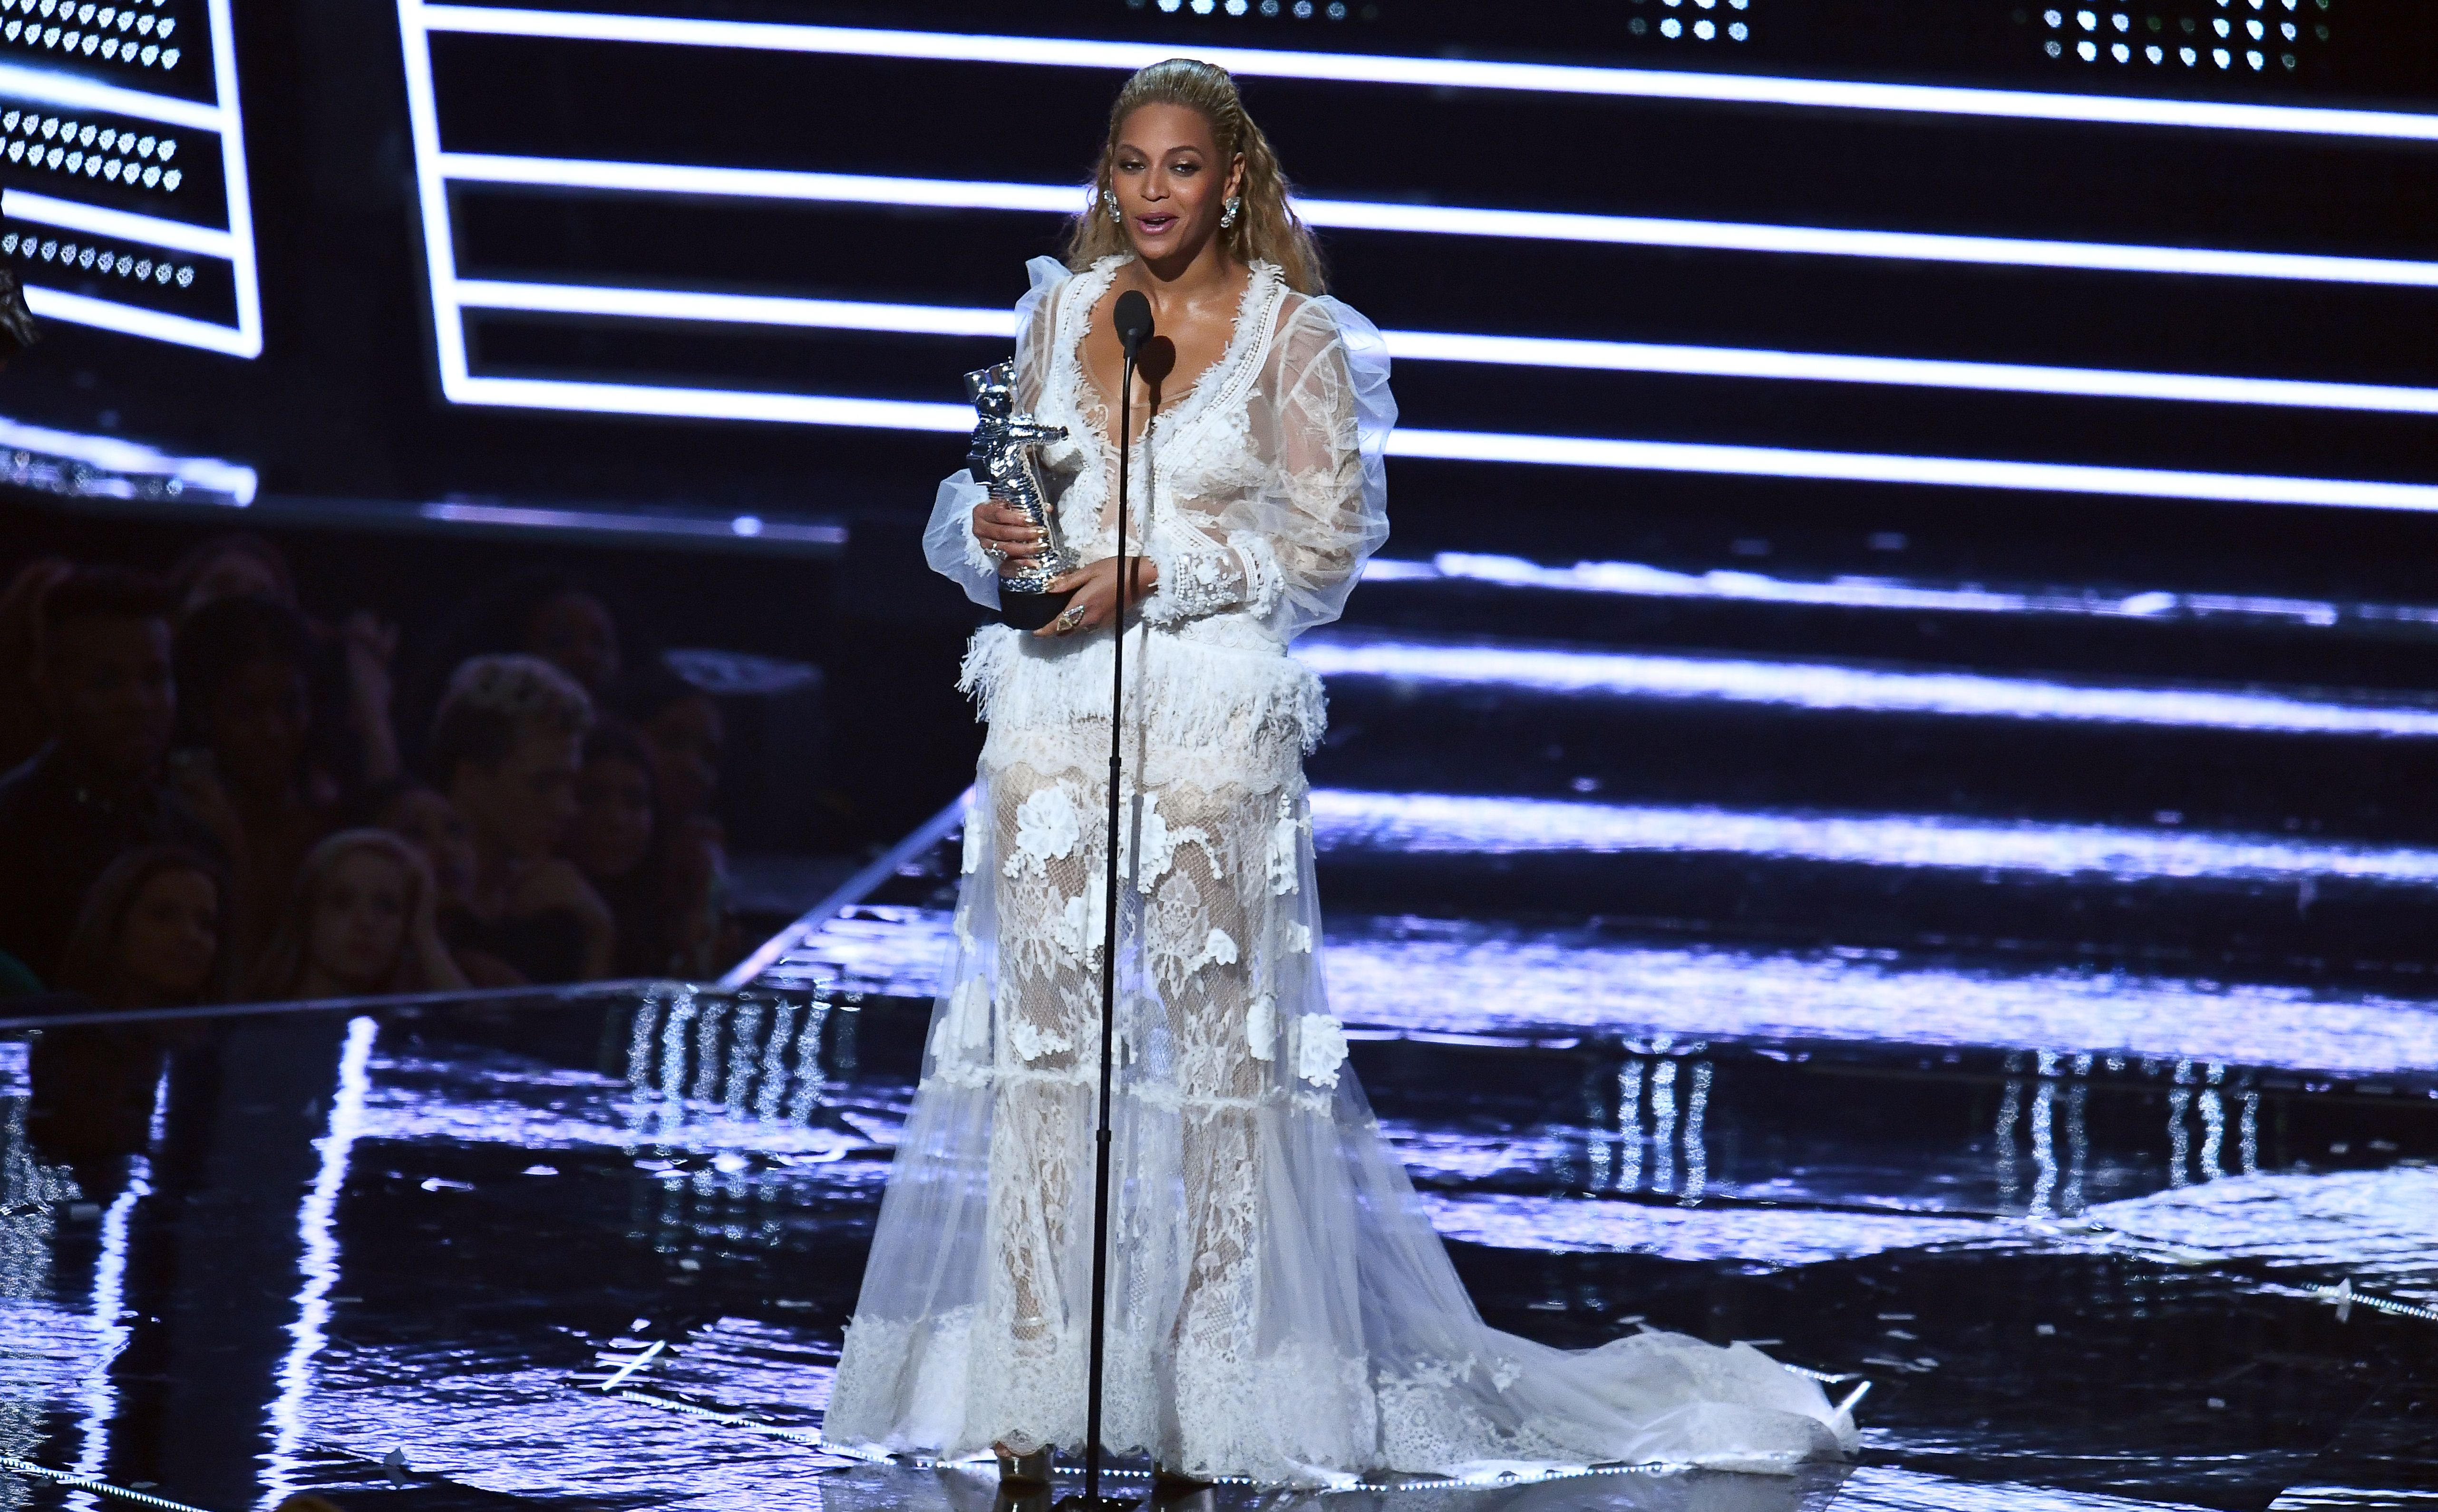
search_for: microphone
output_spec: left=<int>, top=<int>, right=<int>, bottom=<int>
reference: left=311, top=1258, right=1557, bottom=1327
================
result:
left=1114, top=289, right=1154, bottom=359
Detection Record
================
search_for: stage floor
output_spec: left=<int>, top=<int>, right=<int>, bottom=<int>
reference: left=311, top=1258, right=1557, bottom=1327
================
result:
left=2, top=947, right=2432, bottom=1512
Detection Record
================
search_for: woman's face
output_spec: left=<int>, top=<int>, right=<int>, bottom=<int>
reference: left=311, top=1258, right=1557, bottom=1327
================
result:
left=119, top=868, right=219, bottom=1005
left=384, top=786, right=476, bottom=905
left=522, top=591, right=621, bottom=695
left=1110, top=103, right=1241, bottom=263
left=569, top=755, right=655, bottom=882
left=307, top=849, right=411, bottom=993
left=209, top=655, right=311, bottom=796
left=644, top=693, right=723, bottom=820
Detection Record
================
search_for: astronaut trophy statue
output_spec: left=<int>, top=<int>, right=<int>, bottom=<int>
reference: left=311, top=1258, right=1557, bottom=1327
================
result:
left=963, top=360, right=1075, bottom=631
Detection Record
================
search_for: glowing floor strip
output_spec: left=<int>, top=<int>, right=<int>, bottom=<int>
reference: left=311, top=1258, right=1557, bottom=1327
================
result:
left=451, top=279, right=2438, bottom=416
left=1308, top=789, right=2438, bottom=886
left=412, top=7, right=2438, bottom=142
left=259, top=1016, right=377, bottom=1511
left=433, top=155, right=2438, bottom=290
left=1367, top=552, right=2412, bottom=630
left=0, top=0, right=261, bottom=357
left=1294, top=636, right=2438, bottom=736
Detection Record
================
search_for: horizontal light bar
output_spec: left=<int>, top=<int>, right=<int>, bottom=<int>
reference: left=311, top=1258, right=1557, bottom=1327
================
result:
left=449, top=279, right=2438, bottom=416
left=1374, top=552, right=2379, bottom=630
left=1293, top=635, right=2438, bottom=736
left=441, top=372, right=968, bottom=431
left=414, top=7, right=2438, bottom=143
left=428, top=365, right=2438, bottom=511
left=1309, top=789, right=2438, bottom=886
left=1, top=189, right=239, bottom=260
left=419, top=499, right=846, bottom=545
left=0, top=58, right=228, bottom=132
left=434, top=155, right=2438, bottom=289
left=0, top=412, right=259, bottom=502
left=1388, top=429, right=2438, bottom=513
left=18, top=286, right=258, bottom=359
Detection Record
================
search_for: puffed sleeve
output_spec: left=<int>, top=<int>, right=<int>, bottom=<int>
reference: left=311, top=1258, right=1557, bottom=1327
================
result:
left=923, top=257, right=1073, bottom=608
left=1141, top=291, right=1392, bottom=637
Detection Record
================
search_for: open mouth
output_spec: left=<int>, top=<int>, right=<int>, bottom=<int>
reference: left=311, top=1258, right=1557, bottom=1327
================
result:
left=1134, top=213, right=1179, bottom=234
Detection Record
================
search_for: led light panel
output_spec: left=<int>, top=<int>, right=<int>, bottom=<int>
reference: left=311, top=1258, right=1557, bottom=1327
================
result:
left=0, top=2, right=260, bottom=358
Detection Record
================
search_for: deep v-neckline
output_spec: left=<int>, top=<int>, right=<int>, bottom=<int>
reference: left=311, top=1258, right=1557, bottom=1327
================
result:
left=1070, top=259, right=1276, bottom=454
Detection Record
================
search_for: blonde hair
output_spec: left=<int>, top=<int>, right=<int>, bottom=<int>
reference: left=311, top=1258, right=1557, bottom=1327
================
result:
left=1063, top=58, right=1325, bottom=296
left=249, top=829, right=470, bottom=1001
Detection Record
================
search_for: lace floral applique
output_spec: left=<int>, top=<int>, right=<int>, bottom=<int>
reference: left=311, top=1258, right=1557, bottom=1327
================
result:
left=1004, top=1018, right=1072, bottom=1063
left=1124, top=794, right=1208, bottom=895
left=1142, top=541, right=1243, bottom=625
left=1286, top=921, right=1312, bottom=954
left=1297, top=1013, right=1348, bottom=1087
left=1190, top=927, right=1239, bottom=976
left=1006, top=784, right=1082, bottom=879
left=1247, top=992, right=1277, bottom=1061
left=961, top=812, right=984, bottom=875
left=928, top=976, right=992, bottom=1064
left=1058, top=871, right=1109, bottom=966
left=1266, top=794, right=1307, bottom=896
left=1491, top=1359, right=1523, bottom=1391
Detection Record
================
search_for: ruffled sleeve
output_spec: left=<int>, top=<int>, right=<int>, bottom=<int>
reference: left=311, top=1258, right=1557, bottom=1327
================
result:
left=923, top=258, right=1075, bottom=609
left=1140, top=287, right=1393, bottom=638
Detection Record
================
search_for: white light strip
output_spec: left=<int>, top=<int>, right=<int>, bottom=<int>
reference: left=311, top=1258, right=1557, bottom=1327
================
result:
left=0, top=0, right=261, bottom=358
left=0, top=412, right=260, bottom=500
left=443, top=371, right=969, bottom=430
left=413, top=7, right=2438, bottom=143
left=1309, top=789, right=2438, bottom=886
left=0, top=58, right=228, bottom=132
left=1387, top=429, right=2438, bottom=514
left=1293, top=635, right=2438, bottom=736
left=431, top=155, right=2438, bottom=290
left=448, top=279, right=2438, bottom=416
left=1, top=188, right=240, bottom=259
left=260, top=1016, right=377, bottom=1512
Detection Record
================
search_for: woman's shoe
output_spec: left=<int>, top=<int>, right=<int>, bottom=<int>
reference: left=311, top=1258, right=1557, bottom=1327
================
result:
left=994, top=1444, right=1053, bottom=1488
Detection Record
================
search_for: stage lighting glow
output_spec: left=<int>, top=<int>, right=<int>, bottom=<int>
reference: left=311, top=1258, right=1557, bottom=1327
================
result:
left=1307, top=789, right=2438, bottom=887
left=0, top=412, right=259, bottom=504
left=432, top=154, right=2438, bottom=291
left=0, top=0, right=258, bottom=356
left=1292, top=634, right=2438, bottom=737
left=408, top=6, right=2438, bottom=142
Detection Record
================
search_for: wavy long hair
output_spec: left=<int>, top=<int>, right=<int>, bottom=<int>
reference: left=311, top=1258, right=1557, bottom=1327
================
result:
left=248, top=828, right=468, bottom=1001
left=1062, top=58, right=1325, bottom=295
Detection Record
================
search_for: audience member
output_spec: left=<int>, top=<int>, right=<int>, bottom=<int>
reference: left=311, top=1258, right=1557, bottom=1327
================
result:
left=354, top=776, right=521, bottom=986
left=614, top=659, right=744, bottom=975
left=0, top=554, right=71, bottom=772
left=519, top=581, right=625, bottom=698
left=28, top=846, right=229, bottom=1162
left=0, top=569, right=221, bottom=984
left=567, top=721, right=681, bottom=978
left=427, top=654, right=613, bottom=983
left=174, top=595, right=333, bottom=978
left=249, top=830, right=469, bottom=1000
left=171, top=532, right=402, bottom=792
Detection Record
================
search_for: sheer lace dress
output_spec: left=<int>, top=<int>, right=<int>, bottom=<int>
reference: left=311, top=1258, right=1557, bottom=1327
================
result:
left=824, top=255, right=1854, bottom=1485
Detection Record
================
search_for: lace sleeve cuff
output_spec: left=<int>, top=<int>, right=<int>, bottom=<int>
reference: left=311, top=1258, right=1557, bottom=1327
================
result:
left=1141, top=533, right=1284, bottom=625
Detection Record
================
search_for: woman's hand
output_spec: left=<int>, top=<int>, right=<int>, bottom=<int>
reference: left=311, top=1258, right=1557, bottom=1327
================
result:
left=1033, top=556, right=1159, bottom=640
left=972, top=501, right=1049, bottom=578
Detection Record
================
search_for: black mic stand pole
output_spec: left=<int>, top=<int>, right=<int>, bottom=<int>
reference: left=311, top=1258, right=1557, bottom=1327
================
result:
left=1074, top=291, right=1150, bottom=1511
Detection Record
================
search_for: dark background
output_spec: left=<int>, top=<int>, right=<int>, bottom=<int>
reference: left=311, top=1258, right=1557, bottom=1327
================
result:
left=5, top=0, right=2437, bottom=849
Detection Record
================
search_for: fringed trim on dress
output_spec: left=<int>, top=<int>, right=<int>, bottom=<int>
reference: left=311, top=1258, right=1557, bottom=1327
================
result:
left=958, top=623, right=1328, bottom=757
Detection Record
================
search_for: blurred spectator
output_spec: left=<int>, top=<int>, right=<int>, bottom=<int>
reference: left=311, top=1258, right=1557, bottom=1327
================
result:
left=400, top=572, right=652, bottom=779
left=0, top=555, right=72, bottom=772
left=29, top=845, right=228, bottom=1162
left=174, top=595, right=333, bottom=977
left=567, top=721, right=682, bottom=979
left=171, top=533, right=402, bottom=793
left=520, top=582, right=624, bottom=698
left=354, top=776, right=521, bottom=986
left=427, top=654, right=613, bottom=983
left=615, top=659, right=744, bottom=975
left=250, top=830, right=469, bottom=1000
left=0, top=569, right=221, bottom=983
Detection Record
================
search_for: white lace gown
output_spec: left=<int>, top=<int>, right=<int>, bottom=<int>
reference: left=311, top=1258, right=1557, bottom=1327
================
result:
left=822, top=254, right=1854, bottom=1485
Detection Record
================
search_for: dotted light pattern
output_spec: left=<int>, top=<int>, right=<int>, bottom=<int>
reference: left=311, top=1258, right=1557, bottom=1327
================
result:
left=2, top=227, right=193, bottom=285
left=0, top=0, right=180, bottom=69
left=1144, top=0, right=1363, bottom=17
left=0, top=108, right=180, bottom=189
left=2041, top=0, right=2330, bottom=73
left=1637, top=0, right=1753, bottom=43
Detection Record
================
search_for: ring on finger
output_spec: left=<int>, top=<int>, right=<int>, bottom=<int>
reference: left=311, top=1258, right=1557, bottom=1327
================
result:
left=1055, top=604, right=1088, bottom=633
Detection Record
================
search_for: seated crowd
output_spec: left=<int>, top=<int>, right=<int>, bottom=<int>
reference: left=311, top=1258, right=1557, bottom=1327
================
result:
left=0, top=538, right=745, bottom=1012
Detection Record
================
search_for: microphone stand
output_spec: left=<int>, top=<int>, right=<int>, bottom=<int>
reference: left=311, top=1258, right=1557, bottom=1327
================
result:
left=1073, top=298, right=1148, bottom=1512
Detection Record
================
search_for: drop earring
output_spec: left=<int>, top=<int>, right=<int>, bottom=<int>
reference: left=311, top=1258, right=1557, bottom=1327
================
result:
left=1106, top=190, right=1123, bottom=223
left=1220, top=195, right=1241, bottom=230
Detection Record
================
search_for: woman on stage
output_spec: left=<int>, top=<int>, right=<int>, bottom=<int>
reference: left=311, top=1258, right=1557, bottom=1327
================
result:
left=823, top=59, right=1853, bottom=1488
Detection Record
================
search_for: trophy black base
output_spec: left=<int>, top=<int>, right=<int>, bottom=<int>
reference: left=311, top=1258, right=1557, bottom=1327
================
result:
left=1000, top=587, right=1077, bottom=631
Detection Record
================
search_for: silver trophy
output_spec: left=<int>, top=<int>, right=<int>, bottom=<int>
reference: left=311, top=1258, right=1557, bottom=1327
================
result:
left=964, top=360, right=1075, bottom=630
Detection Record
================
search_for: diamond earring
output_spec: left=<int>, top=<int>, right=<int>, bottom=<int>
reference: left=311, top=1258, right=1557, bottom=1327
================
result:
left=1106, top=190, right=1123, bottom=223
left=1220, top=196, right=1241, bottom=230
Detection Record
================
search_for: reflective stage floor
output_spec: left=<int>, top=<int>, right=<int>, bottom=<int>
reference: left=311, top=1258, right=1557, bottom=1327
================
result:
left=2, top=949, right=2433, bottom=1512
